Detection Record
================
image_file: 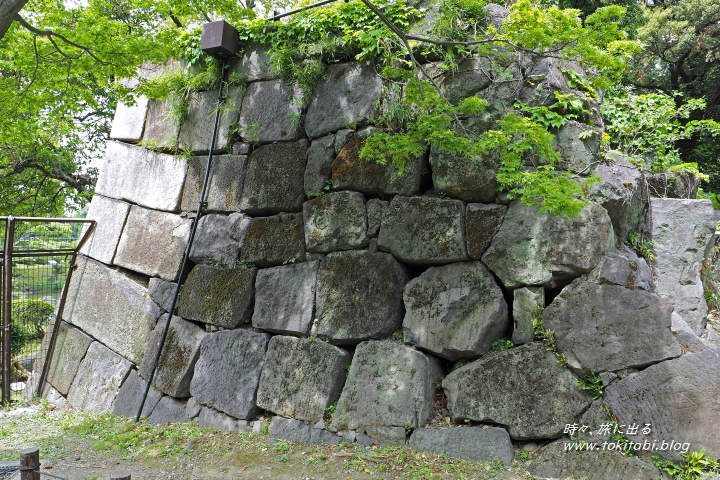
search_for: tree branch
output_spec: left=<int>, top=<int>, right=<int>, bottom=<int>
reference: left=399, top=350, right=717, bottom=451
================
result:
left=14, top=14, right=110, bottom=65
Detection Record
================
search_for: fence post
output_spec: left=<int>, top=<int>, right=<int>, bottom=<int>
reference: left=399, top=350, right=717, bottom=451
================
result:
left=20, top=447, right=40, bottom=480
left=110, top=471, right=131, bottom=480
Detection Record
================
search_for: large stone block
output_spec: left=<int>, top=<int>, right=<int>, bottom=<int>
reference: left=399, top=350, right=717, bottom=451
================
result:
left=109, top=95, right=149, bottom=142
left=268, top=416, right=341, bottom=444
left=650, top=198, right=715, bottom=333
left=147, top=396, right=192, bottom=424
left=429, top=146, right=499, bottom=203
left=189, top=213, right=251, bottom=267
left=378, top=196, right=468, bottom=264
left=114, top=206, right=191, bottom=281
left=313, top=251, right=409, bottom=344
left=443, top=343, right=593, bottom=440
left=403, top=261, right=509, bottom=361
left=465, top=203, right=506, bottom=259
left=256, top=336, right=351, bottom=422
left=64, top=257, right=159, bottom=365
left=139, top=315, right=205, bottom=398
left=143, top=99, right=179, bottom=149
left=366, top=199, right=388, bottom=238
left=198, top=407, right=252, bottom=432
left=45, top=321, right=93, bottom=396
left=239, top=79, right=304, bottom=143
left=177, top=265, right=256, bottom=329
left=95, top=141, right=188, bottom=212
left=552, top=120, right=602, bottom=173
left=589, top=245, right=655, bottom=292
left=190, top=329, right=270, bottom=419
left=330, top=341, right=441, bottom=430
left=304, top=134, right=335, bottom=198
left=112, top=370, right=163, bottom=418
left=543, top=281, right=681, bottom=374
left=605, top=348, right=720, bottom=461
left=331, top=135, right=426, bottom=196
left=587, top=154, right=648, bottom=243
left=436, top=57, right=494, bottom=106
left=67, top=341, right=133, bottom=412
left=232, top=43, right=279, bottom=82
left=239, top=140, right=308, bottom=215
left=409, top=427, right=514, bottom=465
left=80, top=195, right=131, bottom=265
left=177, top=85, right=243, bottom=153
left=303, top=191, right=368, bottom=253
left=528, top=440, right=671, bottom=480
left=305, top=62, right=382, bottom=138
left=252, top=261, right=319, bottom=335
left=180, top=155, right=248, bottom=213
left=239, top=213, right=306, bottom=267
left=482, top=201, right=613, bottom=288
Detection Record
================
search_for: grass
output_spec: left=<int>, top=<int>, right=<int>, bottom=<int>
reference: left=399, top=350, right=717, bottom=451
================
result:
left=0, top=401, right=536, bottom=480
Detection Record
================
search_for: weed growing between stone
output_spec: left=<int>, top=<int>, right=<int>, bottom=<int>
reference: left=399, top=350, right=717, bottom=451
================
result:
left=0, top=402, right=537, bottom=479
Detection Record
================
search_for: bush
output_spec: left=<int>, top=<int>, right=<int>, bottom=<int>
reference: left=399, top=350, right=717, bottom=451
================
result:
left=12, top=299, right=55, bottom=337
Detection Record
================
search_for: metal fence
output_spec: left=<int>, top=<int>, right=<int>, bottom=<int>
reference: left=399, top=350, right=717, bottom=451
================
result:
left=0, top=217, right=95, bottom=404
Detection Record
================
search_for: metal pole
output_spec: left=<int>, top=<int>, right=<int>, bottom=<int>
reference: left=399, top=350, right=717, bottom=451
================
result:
left=2, top=217, right=14, bottom=404
left=265, top=0, right=340, bottom=21
left=135, top=61, right=229, bottom=422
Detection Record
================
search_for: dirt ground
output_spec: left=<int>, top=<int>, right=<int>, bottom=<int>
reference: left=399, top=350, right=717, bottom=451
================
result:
left=0, top=403, right=534, bottom=480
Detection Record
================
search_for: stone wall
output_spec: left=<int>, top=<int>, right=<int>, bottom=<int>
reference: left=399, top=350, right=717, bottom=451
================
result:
left=40, top=6, right=720, bottom=478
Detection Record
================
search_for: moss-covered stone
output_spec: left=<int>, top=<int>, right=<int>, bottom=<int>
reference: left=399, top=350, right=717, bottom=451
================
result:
left=313, top=250, right=408, bottom=344
left=378, top=196, right=468, bottom=264
left=239, top=213, right=306, bottom=267
left=177, top=265, right=256, bottom=329
left=303, top=191, right=368, bottom=253
left=465, top=203, right=506, bottom=259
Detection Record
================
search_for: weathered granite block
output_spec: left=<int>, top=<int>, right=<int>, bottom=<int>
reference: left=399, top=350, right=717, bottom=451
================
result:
left=366, top=199, right=388, bottom=238
left=268, top=416, right=341, bottom=444
left=482, top=201, right=613, bottom=288
left=190, top=329, right=270, bottom=419
left=331, top=136, right=425, bottom=196
left=512, top=287, right=544, bottom=346
left=552, top=121, right=602, bottom=173
left=109, top=95, right=148, bottom=142
left=177, top=85, right=243, bottom=153
left=331, top=341, right=441, bottom=431
left=589, top=245, right=655, bottom=291
left=45, top=321, right=93, bottom=396
left=147, top=396, right=192, bottom=424
left=112, top=370, right=163, bottom=418
left=189, top=213, right=251, bottom=267
left=232, top=43, right=278, bottom=82
left=403, top=261, right=509, bottom=360
left=605, top=348, right=720, bottom=461
left=528, top=440, right=671, bottom=480
left=304, top=134, right=336, bottom=198
left=95, top=141, right=188, bottom=212
left=409, top=427, right=514, bottom=465
left=239, top=140, right=308, bottom=215
left=303, top=191, right=368, bottom=253
left=364, top=426, right=407, bottom=446
left=80, top=195, right=131, bottom=265
left=650, top=198, right=715, bottom=334
left=543, top=281, right=681, bottom=374
left=177, top=265, right=256, bottom=329
left=429, top=146, right=499, bottom=202
left=198, top=407, right=252, bottom=432
left=143, top=99, right=179, bottom=149
left=313, top=251, right=408, bottom=344
left=252, top=262, right=319, bottom=335
left=139, top=315, right=205, bottom=398
left=465, top=203, right=506, bottom=259
left=305, top=62, right=382, bottom=138
left=239, top=213, right=306, bottom=267
left=256, top=336, right=351, bottom=423
left=443, top=343, right=593, bottom=440
left=64, top=257, right=159, bottom=365
left=180, top=155, right=248, bottom=213
left=378, top=196, right=468, bottom=264
left=67, top=342, right=132, bottom=412
left=114, top=206, right=191, bottom=281
left=148, top=277, right=177, bottom=312
left=239, top=79, right=304, bottom=143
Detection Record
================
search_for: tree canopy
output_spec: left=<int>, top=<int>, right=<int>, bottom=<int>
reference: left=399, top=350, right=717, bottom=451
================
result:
left=1, top=0, right=719, bottom=216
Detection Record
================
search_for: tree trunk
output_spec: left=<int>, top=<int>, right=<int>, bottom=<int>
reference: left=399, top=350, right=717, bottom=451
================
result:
left=0, top=0, right=29, bottom=41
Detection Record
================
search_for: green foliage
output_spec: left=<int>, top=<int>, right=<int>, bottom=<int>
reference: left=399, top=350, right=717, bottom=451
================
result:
left=653, top=451, right=720, bottom=480
left=602, top=88, right=720, bottom=173
left=324, top=402, right=337, bottom=419
left=13, top=299, right=55, bottom=336
left=392, top=330, right=404, bottom=343
left=532, top=306, right=567, bottom=365
left=625, top=232, right=655, bottom=261
left=490, top=339, right=515, bottom=351
left=575, top=370, right=603, bottom=399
